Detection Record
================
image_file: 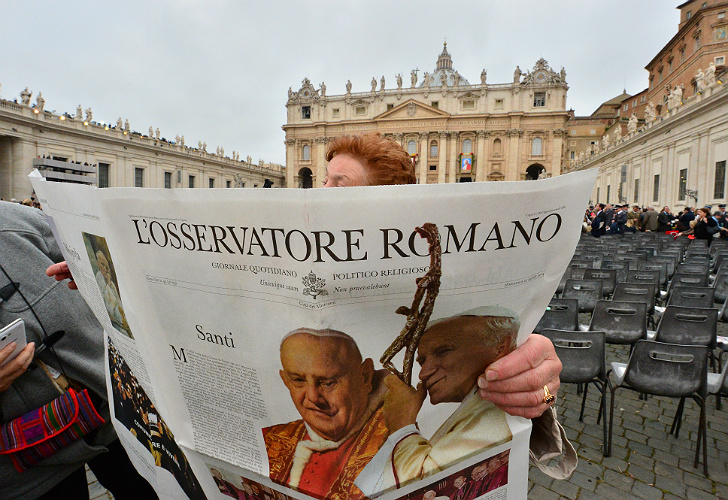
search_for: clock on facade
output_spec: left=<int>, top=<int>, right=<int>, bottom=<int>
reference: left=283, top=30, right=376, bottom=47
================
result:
left=534, top=70, right=549, bottom=84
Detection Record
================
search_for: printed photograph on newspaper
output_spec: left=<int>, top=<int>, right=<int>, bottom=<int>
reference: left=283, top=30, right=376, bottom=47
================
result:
left=31, top=168, right=596, bottom=500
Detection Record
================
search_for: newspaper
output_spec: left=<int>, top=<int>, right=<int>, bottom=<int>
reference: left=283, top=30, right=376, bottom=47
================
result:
left=31, top=169, right=596, bottom=500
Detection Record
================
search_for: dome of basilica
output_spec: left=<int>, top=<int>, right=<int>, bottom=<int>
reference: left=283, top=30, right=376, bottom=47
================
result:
left=418, top=42, right=470, bottom=88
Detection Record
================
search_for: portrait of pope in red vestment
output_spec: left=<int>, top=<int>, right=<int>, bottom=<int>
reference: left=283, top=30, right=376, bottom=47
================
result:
left=262, top=328, right=388, bottom=500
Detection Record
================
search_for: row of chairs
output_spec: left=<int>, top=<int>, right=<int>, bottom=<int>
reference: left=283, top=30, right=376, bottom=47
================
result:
left=540, top=233, right=728, bottom=476
left=546, top=329, right=728, bottom=476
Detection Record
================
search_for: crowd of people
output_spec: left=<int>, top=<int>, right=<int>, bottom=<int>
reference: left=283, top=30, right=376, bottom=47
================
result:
left=586, top=202, right=728, bottom=245
left=1, top=197, right=41, bottom=209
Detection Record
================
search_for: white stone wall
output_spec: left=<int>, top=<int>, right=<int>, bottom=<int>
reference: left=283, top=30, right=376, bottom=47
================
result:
left=575, top=84, right=728, bottom=210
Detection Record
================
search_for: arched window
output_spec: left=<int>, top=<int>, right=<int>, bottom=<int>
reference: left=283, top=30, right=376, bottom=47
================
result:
left=302, top=144, right=311, bottom=161
left=493, top=138, right=502, bottom=156
left=462, top=139, right=472, bottom=154
left=531, top=137, right=542, bottom=156
left=407, top=140, right=417, bottom=155
left=430, top=141, right=438, bottom=157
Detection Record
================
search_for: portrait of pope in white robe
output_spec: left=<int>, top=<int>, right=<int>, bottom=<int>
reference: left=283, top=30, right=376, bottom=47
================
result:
left=355, top=306, right=517, bottom=496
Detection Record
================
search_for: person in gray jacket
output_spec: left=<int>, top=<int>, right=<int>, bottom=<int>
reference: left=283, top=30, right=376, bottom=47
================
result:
left=0, top=201, right=156, bottom=500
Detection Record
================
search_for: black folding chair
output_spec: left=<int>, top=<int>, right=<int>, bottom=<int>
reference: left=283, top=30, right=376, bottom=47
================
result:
left=534, top=298, right=579, bottom=334
left=608, top=341, right=709, bottom=475
left=562, top=279, right=603, bottom=313
left=543, top=329, right=608, bottom=455
left=589, top=300, right=646, bottom=347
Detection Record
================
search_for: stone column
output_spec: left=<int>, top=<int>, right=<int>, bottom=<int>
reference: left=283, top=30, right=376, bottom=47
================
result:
left=476, top=130, right=487, bottom=182
left=315, top=137, right=328, bottom=187
left=507, top=129, right=522, bottom=181
left=418, top=132, right=429, bottom=183
left=438, top=131, right=448, bottom=184
left=448, top=132, right=459, bottom=183
left=285, top=138, right=296, bottom=188
left=551, top=128, right=565, bottom=177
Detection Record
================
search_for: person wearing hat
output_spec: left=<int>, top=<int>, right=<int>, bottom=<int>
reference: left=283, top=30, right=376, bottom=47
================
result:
left=610, top=205, right=628, bottom=235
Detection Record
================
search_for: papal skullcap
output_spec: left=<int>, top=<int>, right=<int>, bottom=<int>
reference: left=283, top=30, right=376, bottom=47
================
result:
left=281, top=327, right=356, bottom=346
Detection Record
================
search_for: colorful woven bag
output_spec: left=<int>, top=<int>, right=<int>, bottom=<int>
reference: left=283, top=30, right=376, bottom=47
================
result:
left=0, top=388, right=105, bottom=472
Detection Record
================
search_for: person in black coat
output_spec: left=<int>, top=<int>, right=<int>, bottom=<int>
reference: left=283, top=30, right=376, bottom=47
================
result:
left=677, top=207, right=719, bottom=246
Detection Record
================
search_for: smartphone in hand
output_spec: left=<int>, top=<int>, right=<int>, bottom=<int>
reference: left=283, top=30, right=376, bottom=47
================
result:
left=0, top=319, right=27, bottom=367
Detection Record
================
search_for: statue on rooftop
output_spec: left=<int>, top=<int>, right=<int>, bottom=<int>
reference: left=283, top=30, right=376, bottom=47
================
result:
left=35, top=92, right=45, bottom=112
left=705, top=62, right=717, bottom=86
left=440, top=72, right=448, bottom=86
left=180, top=135, right=185, bottom=147
left=155, top=127, right=160, bottom=139
left=602, top=134, right=610, bottom=150
left=674, top=84, right=684, bottom=105
left=423, top=71, right=430, bottom=88
left=76, top=105, right=83, bottom=119
left=116, top=118, right=123, bottom=129
left=149, top=126, right=154, bottom=137
left=124, top=119, right=130, bottom=131
left=175, top=134, right=181, bottom=144
left=288, top=87, right=293, bottom=100
left=695, top=68, right=706, bottom=93
left=20, top=87, right=31, bottom=106
left=613, top=125, right=621, bottom=142
left=627, top=113, right=638, bottom=134
left=513, top=66, right=522, bottom=84
left=380, top=75, right=385, bottom=91
left=480, top=69, right=487, bottom=85
left=396, top=73, right=402, bottom=90
left=645, top=102, right=656, bottom=123
left=85, top=107, right=92, bottom=122
left=346, top=80, right=352, bottom=93
left=371, top=77, right=377, bottom=92
left=202, top=142, right=207, bottom=152
left=560, top=67, right=566, bottom=82
left=410, top=69, right=418, bottom=88
left=198, top=140, right=202, bottom=149
left=320, top=81, right=326, bottom=96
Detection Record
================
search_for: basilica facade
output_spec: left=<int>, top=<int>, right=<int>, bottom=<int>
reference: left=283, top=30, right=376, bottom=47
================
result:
left=283, top=44, right=571, bottom=188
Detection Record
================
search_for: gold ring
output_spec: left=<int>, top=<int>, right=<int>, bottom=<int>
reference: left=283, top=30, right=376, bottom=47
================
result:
left=543, top=385, right=556, bottom=405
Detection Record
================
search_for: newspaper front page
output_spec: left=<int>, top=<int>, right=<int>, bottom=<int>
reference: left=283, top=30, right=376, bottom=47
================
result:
left=31, top=169, right=596, bottom=500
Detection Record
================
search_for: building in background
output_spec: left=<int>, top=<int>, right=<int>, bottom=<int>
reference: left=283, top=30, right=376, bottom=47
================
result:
left=283, top=43, right=570, bottom=188
left=574, top=0, right=728, bottom=210
left=0, top=93, right=284, bottom=200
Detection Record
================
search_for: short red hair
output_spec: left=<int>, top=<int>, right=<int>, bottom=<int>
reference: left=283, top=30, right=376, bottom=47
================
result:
left=326, top=134, right=416, bottom=186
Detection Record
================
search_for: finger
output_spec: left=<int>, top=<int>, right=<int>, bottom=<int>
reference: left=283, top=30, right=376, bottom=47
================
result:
left=479, top=357, right=562, bottom=394
left=0, top=342, right=17, bottom=364
left=46, top=261, right=70, bottom=277
left=479, top=377, right=560, bottom=408
left=481, top=334, right=558, bottom=382
left=18, top=343, right=35, bottom=369
left=68, top=279, right=78, bottom=290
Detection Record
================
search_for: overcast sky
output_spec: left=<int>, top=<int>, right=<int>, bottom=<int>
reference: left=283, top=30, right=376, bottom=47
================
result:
left=1, top=1, right=679, bottom=165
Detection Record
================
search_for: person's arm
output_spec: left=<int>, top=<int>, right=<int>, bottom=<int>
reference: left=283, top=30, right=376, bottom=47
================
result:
left=477, top=334, right=561, bottom=419
left=0, top=342, right=35, bottom=392
left=46, top=261, right=77, bottom=289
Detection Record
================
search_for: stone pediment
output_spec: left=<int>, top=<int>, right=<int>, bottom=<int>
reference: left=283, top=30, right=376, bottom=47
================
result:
left=375, top=99, right=450, bottom=120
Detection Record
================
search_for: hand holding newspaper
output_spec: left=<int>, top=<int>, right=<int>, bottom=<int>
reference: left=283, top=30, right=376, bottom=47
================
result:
left=31, top=169, right=595, bottom=500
